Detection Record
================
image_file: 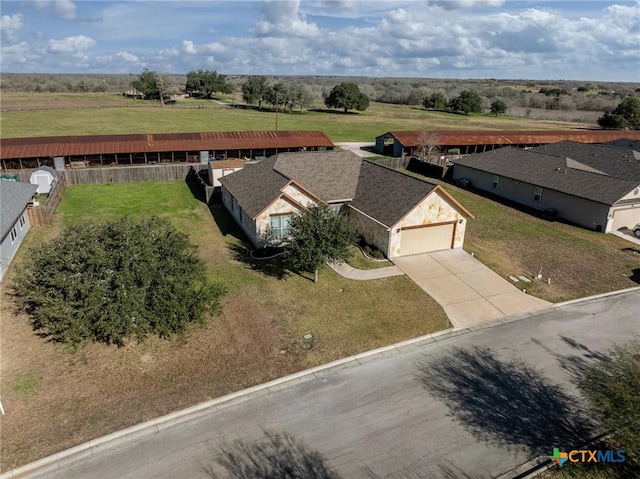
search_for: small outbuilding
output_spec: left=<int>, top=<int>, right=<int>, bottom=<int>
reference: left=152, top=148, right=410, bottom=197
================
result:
left=30, top=166, right=58, bottom=195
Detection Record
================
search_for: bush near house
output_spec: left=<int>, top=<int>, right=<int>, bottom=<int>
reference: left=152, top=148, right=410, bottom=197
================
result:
left=13, top=216, right=224, bottom=347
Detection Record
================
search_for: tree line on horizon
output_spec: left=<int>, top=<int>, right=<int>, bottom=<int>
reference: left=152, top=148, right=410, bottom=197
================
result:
left=1, top=71, right=638, bottom=126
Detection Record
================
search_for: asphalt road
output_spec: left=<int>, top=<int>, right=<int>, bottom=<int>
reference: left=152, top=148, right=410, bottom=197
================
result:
left=23, top=291, right=640, bottom=479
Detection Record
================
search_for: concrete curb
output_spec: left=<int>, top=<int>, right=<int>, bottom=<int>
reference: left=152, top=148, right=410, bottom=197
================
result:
left=3, top=287, right=638, bottom=479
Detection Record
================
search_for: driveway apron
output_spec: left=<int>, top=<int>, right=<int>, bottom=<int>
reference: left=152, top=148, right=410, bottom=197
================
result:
left=392, top=249, right=551, bottom=328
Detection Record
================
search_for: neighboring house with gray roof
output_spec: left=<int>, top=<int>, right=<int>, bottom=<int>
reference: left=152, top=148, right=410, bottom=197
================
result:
left=1, top=180, right=37, bottom=281
left=452, top=141, right=640, bottom=233
left=220, top=150, right=473, bottom=258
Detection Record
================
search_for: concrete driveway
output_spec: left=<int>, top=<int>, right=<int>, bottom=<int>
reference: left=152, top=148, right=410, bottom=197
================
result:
left=393, top=249, right=551, bottom=328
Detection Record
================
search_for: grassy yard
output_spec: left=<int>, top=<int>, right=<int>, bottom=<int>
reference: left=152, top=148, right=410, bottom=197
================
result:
left=399, top=169, right=640, bottom=302
left=0, top=93, right=595, bottom=141
left=0, top=181, right=449, bottom=471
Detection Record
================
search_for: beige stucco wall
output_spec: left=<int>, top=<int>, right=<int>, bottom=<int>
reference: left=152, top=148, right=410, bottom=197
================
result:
left=347, top=207, right=390, bottom=257
left=388, top=190, right=467, bottom=257
left=281, top=183, right=318, bottom=208
left=255, top=188, right=319, bottom=244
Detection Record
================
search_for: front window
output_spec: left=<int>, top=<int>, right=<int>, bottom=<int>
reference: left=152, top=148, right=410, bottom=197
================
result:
left=533, top=186, right=543, bottom=203
left=270, top=214, right=292, bottom=239
left=19, top=213, right=26, bottom=229
left=492, top=175, right=500, bottom=190
left=10, top=226, right=18, bottom=243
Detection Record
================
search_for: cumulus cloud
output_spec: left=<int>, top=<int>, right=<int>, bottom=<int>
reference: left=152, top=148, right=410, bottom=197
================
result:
left=116, top=51, right=140, bottom=63
left=430, top=0, right=504, bottom=10
left=254, top=0, right=320, bottom=37
left=29, top=0, right=77, bottom=20
left=1, top=13, right=23, bottom=43
left=47, top=35, right=95, bottom=54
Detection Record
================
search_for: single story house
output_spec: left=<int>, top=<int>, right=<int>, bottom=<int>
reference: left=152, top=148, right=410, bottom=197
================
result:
left=451, top=141, right=640, bottom=233
left=29, top=165, right=58, bottom=195
left=220, top=151, right=473, bottom=258
left=0, top=180, right=37, bottom=281
left=376, top=130, right=640, bottom=157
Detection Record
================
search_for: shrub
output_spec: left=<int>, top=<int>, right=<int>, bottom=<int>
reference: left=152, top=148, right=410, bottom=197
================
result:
left=13, top=216, right=224, bottom=346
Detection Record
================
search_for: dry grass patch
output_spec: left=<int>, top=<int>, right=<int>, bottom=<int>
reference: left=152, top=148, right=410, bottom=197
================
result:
left=0, top=181, right=448, bottom=471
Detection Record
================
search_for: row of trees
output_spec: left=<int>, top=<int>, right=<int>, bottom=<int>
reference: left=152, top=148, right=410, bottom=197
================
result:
left=423, top=90, right=506, bottom=116
left=240, top=75, right=314, bottom=112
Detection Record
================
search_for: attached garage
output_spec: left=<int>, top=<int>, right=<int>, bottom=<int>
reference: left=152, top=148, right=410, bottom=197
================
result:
left=348, top=161, right=474, bottom=259
left=399, top=222, right=455, bottom=255
left=608, top=205, right=640, bottom=232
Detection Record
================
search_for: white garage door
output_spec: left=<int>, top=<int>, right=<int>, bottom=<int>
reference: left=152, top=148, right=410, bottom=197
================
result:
left=399, top=223, right=455, bottom=256
left=610, top=206, right=640, bottom=232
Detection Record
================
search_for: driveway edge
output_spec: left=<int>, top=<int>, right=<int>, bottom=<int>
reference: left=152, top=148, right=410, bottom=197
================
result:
left=3, top=287, right=640, bottom=479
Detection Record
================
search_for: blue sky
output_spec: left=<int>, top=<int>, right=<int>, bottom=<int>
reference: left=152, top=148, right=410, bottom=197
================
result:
left=1, top=0, right=639, bottom=81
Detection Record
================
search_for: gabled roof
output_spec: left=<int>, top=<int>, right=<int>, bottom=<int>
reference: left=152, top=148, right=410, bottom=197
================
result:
left=0, top=180, right=37, bottom=239
left=273, top=150, right=362, bottom=202
left=0, top=131, right=335, bottom=160
left=382, top=130, right=640, bottom=148
left=349, top=161, right=438, bottom=228
left=219, top=156, right=288, bottom=218
left=529, top=141, right=640, bottom=181
left=219, top=150, right=363, bottom=219
left=453, top=146, right=640, bottom=205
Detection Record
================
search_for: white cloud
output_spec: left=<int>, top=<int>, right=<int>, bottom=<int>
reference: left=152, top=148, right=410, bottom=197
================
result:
left=116, top=51, right=140, bottom=63
left=29, top=0, right=77, bottom=20
left=1, top=13, right=23, bottom=43
left=430, top=0, right=505, bottom=10
left=47, top=35, right=95, bottom=54
left=254, top=0, right=320, bottom=37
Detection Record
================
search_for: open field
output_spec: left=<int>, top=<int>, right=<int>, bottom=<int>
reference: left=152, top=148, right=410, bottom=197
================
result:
left=398, top=169, right=640, bottom=302
left=0, top=92, right=597, bottom=141
left=0, top=181, right=449, bottom=471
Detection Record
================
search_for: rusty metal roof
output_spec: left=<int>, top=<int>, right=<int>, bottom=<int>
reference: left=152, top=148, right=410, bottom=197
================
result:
left=0, top=131, right=335, bottom=160
left=386, top=130, right=640, bottom=147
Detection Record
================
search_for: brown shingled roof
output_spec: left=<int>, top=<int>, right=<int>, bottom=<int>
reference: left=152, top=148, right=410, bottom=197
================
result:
left=387, top=130, right=640, bottom=148
left=0, top=131, right=335, bottom=160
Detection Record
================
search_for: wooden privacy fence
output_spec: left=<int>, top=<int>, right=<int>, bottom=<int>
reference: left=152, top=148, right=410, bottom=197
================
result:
left=371, top=157, right=411, bottom=170
left=27, top=172, right=67, bottom=226
left=65, top=164, right=201, bottom=185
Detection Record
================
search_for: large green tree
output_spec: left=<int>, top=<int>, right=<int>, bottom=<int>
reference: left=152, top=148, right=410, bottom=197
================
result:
left=242, top=75, right=269, bottom=109
left=324, top=82, right=370, bottom=113
left=490, top=99, right=507, bottom=116
left=130, top=69, right=170, bottom=102
left=448, top=90, right=483, bottom=114
left=286, top=205, right=357, bottom=283
left=579, top=339, right=640, bottom=464
left=423, top=92, right=448, bottom=110
left=598, top=96, right=640, bottom=129
left=13, top=216, right=224, bottom=347
left=185, top=69, right=231, bottom=99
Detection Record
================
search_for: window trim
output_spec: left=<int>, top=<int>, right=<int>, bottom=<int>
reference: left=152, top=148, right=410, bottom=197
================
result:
left=10, top=226, right=18, bottom=244
left=270, top=213, right=293, bottom=239
left=19, top=213, right=26, bottom=229
left=533, top=186, right=543, bottom=203
left=492, top=175, right=500, bottom=190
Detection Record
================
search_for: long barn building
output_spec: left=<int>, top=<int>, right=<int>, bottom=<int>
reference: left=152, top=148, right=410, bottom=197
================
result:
left=376, top=130, right=640, bottom=157
left=1, top=131, right=335, bottom=170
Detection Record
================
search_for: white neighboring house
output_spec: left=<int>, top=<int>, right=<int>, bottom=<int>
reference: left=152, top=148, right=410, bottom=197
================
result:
left=30, top=166, right=58, bottom=195
left=0, top=180, right=37, bottom=281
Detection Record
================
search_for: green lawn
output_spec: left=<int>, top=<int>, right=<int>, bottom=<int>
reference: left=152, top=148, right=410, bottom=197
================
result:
left=399, top=169, right=640, bottom=302
left=0, top=93, right=595, bottom=141
left=1, top=181, right=449, bottom=470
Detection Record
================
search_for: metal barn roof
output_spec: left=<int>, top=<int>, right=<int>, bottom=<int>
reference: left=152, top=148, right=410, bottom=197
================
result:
left=0, top=131, right=335, bottom=160
left=384, top=130, right=640, bottom=147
